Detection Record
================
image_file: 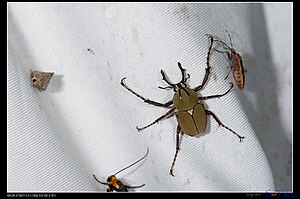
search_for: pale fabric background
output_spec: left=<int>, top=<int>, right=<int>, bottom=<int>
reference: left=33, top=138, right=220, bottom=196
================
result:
left=7, top=3, right=292, bottom=192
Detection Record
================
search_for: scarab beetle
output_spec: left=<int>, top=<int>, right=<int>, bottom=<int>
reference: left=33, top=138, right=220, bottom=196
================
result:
left=210, top=30, right=245, bottom=89
left=93, top=147, right=148, bottom=192
left=120, top=36, right=245, bottom=176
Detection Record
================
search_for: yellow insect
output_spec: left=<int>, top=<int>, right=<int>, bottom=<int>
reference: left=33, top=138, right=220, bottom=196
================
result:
left=93, top=147, right=148, bottom=192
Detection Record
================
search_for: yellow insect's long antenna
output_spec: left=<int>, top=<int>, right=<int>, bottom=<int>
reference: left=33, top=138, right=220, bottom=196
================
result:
left=114, top=147, right=149, bottom=176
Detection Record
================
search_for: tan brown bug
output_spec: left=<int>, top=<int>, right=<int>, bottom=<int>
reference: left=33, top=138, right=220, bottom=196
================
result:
left=211, top=30, right=245, bottom=90
left=30, top=70, right=54, bottom=91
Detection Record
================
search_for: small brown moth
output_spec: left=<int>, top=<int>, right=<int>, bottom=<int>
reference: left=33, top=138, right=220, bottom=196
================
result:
left=30, top=70, right=54, bottom=91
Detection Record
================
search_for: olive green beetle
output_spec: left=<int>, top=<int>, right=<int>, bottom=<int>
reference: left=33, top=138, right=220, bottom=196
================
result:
left=121, top=36, right=245, bottom=176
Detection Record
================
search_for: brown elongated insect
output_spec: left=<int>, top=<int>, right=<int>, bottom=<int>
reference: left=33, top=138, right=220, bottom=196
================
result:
left=93, top=147, right=148, bottom=192
left=211, top=30, right=245, bottom=89
left=121, top=36, right=244, bottom=176
left=30, top=70, right=54, bottom=91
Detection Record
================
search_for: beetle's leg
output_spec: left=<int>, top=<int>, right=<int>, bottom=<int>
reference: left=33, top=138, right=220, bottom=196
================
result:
left=121, top=77, right=173, bottom=108
left=198, top=83, right=233, bottom=100
left=137, top=108, right=176, bottom=131
left=169, top=125, right=183, bottom=177
left=193, top=36, right=214, bottom=92
left=206, top=110, right=245, bottom=142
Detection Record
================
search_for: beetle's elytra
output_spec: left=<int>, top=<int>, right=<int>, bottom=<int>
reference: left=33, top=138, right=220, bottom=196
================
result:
left=120, top=36, right=245, bottom=176
left=93, top=147, right=148, bottom=192
left=210, top=30, right=245, bottom=89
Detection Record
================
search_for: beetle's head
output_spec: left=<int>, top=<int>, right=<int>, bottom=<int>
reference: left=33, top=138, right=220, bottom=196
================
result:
left=159, top=62, right=189, bottom=93
left=173, top=82, right=187, bottom=92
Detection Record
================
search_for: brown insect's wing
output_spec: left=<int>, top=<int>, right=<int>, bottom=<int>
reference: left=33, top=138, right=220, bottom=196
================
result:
left=30, top=70, right=54, bottom=91
left=40, top=72, right=54, bottom=90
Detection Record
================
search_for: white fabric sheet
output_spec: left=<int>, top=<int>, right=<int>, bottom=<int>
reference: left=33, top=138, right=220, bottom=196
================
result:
left=8, top=3, right=285, bottom=192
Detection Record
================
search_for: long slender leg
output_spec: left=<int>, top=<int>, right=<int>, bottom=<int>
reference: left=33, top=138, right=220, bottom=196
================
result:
left=215, top=49, right=233, bottom=79
left=224, top=65, right=233, bottom=80
left=214, top=50, right=234, bottom=80
left=206, top=110, right=245, bottom=142
left=214, top=48, right=228, bottom=54
left=137, top=108, right=176, bottom=131
left=169, top=125, right=183, bottom=177
left=121, top=78, right=173, bottom=108
left=193, top=36, right=214, bottom=92
left=198, top=83, right=233, bottom=100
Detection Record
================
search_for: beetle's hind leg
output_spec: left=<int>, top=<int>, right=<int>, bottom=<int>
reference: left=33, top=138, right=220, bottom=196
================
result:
left=121, top=78, right=174, bottom=108
left=169, top=125, right=183, bottom=177
left=206, top=110, right=245, bottom=142
left=137, top=108, right=176, bottom=131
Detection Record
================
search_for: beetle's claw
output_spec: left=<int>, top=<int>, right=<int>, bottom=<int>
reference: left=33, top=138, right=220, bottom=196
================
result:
left=120, top=77, right=126, bottom=85
left=239, top=136, right=245, bottom=142
left=169, top=170, right=175, bottom=177
left=160, top=69, right=164, bottom=75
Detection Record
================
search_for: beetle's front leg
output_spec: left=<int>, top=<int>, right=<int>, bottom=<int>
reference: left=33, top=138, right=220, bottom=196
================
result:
left=121, top=78, right=173, bottom=108
left=169, top=124, right=183, bottom=177
left=137, top=108, right=176, bottom=131
left=193, top=36, right=214, bottom=92
left=198, top=82, right=233, bottom=100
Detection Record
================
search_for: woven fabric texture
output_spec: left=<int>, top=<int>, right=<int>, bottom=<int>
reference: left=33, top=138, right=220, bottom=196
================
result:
left=7, top=3, right=279, bottom=192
